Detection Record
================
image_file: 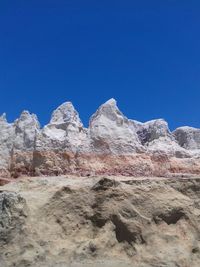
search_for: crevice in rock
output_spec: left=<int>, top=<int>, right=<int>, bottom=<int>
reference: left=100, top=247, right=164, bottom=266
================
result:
left=153, top=209, right=186, bottom=225
left=111, top=215, right=145, bottom=245
left=89, top=213, right=107, bottom=228
left=192, top=247, right=200, bottom=254
left=92, top=177, right=120, bottom=191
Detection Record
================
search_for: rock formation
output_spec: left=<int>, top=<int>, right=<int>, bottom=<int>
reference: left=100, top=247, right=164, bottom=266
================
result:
left=89, top=99, right=143, bottom=154
left=1, top=99, right=200, bottom=267
left=36, top=101, right=87, bottom=151
left=173, top=126, right=200, bottom=151
left=0, top=114, right=15, bottom=177
left=0, top=98, right=200, bottom=178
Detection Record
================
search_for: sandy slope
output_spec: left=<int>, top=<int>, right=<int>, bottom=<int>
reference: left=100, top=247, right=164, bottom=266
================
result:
left=1, top=175, right=200, bottom=267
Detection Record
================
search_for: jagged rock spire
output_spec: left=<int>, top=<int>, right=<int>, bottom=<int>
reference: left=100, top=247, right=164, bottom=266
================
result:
left=89, top=98, right=126, bottom=125
left=0, top=113, right=7, bottom=122
left=89, top=98, right=143, bottom=154
left=15, top=110, right=40, bottom=129
left=14, top=110, right=40, bottom=150
left=50, top=102, right=83, bottom=127
left=37, top=101, right=87, bottom=151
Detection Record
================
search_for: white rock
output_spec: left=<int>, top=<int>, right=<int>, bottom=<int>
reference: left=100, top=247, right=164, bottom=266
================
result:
left=89, top=99, right=143, bottom=154
left=173, top=126, right=200, bottom=151
left=14, top=111, right=40, bottom=150
left=0, top=114, right=15, bottom=171
left=36, top=102, right=88, bottom=152
left=0, top=99, right=199, bottom=177
left=130, top=119, right=190, bottom=157
left=50, top=102, right=81, bottom=125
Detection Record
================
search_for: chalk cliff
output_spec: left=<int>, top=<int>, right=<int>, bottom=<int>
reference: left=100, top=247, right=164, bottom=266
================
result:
left=1, top=100, right=200, bottom=267
left=1, top=99, right=200, bottom=178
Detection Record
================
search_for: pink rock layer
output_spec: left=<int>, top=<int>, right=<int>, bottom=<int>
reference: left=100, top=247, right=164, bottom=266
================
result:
left=5, top=150, right=200, bottom=179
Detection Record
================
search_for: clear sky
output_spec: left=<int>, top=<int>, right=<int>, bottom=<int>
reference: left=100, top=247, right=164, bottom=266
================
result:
left=0, top=1, right=200, bottom=130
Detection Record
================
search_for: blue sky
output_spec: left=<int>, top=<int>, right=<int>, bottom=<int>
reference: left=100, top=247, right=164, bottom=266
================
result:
left=0, top=1, right=200, bottom=130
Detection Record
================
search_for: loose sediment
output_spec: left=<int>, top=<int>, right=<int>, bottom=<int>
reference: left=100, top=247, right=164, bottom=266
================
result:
left=1, top=175, right=200, bottom=267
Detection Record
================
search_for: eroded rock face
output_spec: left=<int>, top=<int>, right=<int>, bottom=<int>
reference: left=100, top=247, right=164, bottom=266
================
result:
left=89, top=99, right=143, bottom=154
left=1, top=176, right=200, bottom=267
left=8, top=111, right=40, bottom=178
left=36, top=102, right=88, bottom=152
left=32, top=102, right=89, bottom=176
left=173, top=126, right=200, bottom=151
left=13, top=111, right=40, bottom=151
left=0, top=115, right=15, bottom=177
left=130, top=119, right=189, bottom=157
left=0, top=191, right=28, bottom=245
left=130, top=119, right=171, bottom=145
left=0, top=99, right=200, bottom=178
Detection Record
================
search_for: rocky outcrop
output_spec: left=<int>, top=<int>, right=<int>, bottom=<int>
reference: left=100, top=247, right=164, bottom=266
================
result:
left=0, top=99, right=200, bottom=178
left=130, top=119, right=190, bottom=158
left=0, top=114, right=15, bottom=177
left=89, top=99, right=143, bottom=154
left=9, top=111, right=40, bottom=177
left=13, top=111, right=40, bottom=151
left=32, top=102, right=89, bottom=176
left=0, top=191, right=28, bottom=246
left=173, top=126, right=200, bottom=151
left=1, top=176, right=200, bottom=267
left=36, top=102, right=88, bottom=151
left=130, top=118, right=171, bottom=145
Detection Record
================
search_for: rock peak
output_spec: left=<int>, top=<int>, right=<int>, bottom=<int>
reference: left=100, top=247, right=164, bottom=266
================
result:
left=90, top=98, right=123, bottom=125
left=89, top=98, right=143, bottom=154
left=18, top=110, right=31, bottom=120
left=99, top=98, right=118, bottom=111
left=103, top=98, right=117, bottom=106
left=0, top=113, right=7, bottom=122
left=15, top=111, right=40, bottom=128
left=50, top=101, right=82, bottom=126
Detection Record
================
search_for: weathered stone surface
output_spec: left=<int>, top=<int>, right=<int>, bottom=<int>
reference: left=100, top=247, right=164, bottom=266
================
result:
left=0, top=99, right=200, bottom=178
left=0, top=114, right=15, bottom=176
left=173, top=126, right=200, bottom=151
left=130, top=118, right=171, bottom=144
left=1, top=176, right=200, bottom=267
left=13, top=111, right=40, bottom=151
left=36, top=102, right=88, bottom=152
left=0, top=191, right=27, bottom=245
left=130, top=119, right=190, bottom=157
left=9, top=111, right=40, bottom=178
left=89, top=99, right=143, bottom=154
